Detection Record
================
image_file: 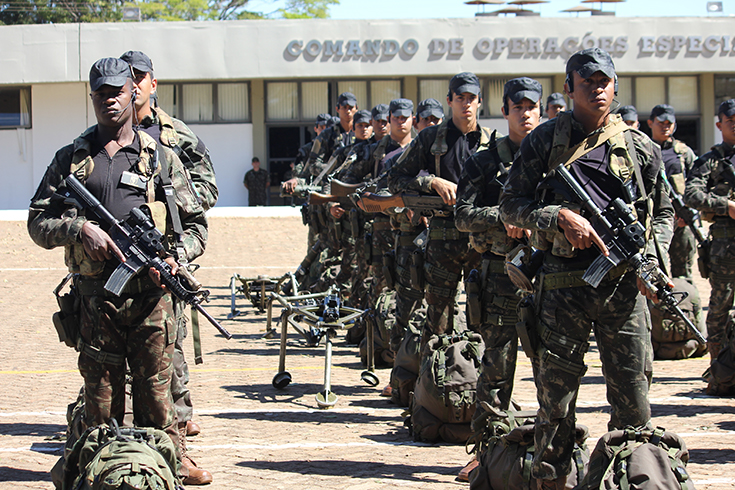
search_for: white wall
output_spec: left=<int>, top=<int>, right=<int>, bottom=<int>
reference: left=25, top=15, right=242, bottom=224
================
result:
left=187, top=124, right=253, bottom=207
left=0, top=128, right=34, bottom=209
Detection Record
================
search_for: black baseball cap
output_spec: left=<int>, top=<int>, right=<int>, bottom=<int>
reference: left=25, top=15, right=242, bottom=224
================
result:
left=504, top=77, right=543, bottom=106
left=329, top=116, right=341, bottom=127
left=89, top=58, right=132, bottom=92
left=718, top=99, right=735, bottom=117
left=315, top=113, right=331, bottom=126
left=546, top=92, right=566, bottom=107
left=389, top=98, right=414, bottom=117
left=353, top=110, right=372, bottom=125
left=617, top=105, right=638, bottom=122
left=566, top=48, right=616, bottom=79
left=650, top=104, right=676, bottom=123
left=371, top=104, right=389, bottom=121
left=338, top=92, right=357, bottom=107
left=119, top=50, right=154, bottom=74
left=449, top=72, right=481, bottom=97
left=417, top=98, right=444, bottom=119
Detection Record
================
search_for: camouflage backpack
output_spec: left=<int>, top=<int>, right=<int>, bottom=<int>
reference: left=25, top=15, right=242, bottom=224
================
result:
left=359, top=289, right=397, bottom=369
left=61, top=420, right=179, bottom=490
left=389, top=308, right=426, bottom=407
left=649, top=277, right=707, bottom=360
left=408, top=330, right=483, bottom=444
left=469, top=410, right=590, bottom=490
left=574, top=427, right=693, bottom=490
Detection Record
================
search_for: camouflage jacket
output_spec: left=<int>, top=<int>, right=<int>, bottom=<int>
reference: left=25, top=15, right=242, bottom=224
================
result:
left=684, top=142, right=735, bottom=223
left=139, top=107, right=218, bottom=210
left=291, top=141, right=314, bottom=186
left=387, top=119, right=493, bottom=195
left=306, top=124, right=355, bottom=179
left=243, top=168, right=270, bottom=205
left=340, top=136, right=402, bottom=185
left=500, top=112, right=673, bottom=262
left=28, top=127, right=207, bottom=276
left=455, top=134, right=518, bottom=255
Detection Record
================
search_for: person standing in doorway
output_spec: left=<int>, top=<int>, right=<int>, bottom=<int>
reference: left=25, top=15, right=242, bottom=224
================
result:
left=244, top=156, right=270, bottom=206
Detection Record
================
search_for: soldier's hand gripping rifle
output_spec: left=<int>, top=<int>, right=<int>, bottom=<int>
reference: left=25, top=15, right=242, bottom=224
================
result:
left=659, top=168, right=708, bottom=245
left=280, top=183, right=321, bottom=199
left=61, top=174, right=232, bottom=340
left=554, top=165, right=706, bottom=344
left=354, top=192, right=453, bottom=225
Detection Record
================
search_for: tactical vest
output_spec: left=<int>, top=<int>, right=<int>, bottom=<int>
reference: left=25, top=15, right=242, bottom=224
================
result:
left=666, top=139, right=691, bottom=194
left=429, top=119, right=494, bottom=178
left=533, top=113, right=648, bottom=258
left=372, top=135, right=392, bottom=179
left=65, top=130, right=168, bottom=276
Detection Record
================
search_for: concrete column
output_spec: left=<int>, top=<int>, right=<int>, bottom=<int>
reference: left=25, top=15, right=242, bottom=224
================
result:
left=403, top=76, right=418, bottom=105
left=251, top=79, right=266, bottom=168
left=700, top=73, right=715, bottom=151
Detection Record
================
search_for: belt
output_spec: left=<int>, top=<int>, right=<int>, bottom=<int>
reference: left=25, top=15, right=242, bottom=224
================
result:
left=428, top=228, right=468, bottom=241
left=76, top=275, right=158, bottom=296
left=542, top=262, right=628, bottom=291
left=710, top=227, right=735, bottom=239
left=77, top=339, right=125, bottom=365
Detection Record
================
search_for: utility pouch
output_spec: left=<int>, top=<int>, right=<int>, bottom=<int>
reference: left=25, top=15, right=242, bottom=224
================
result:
left=383, top=250, right=396, bottom=289
left=698, top=239, right=711, bottom=280
left=515, top=295, right=539, bottom=359
left=465, top=269, right=482, bottom=328
left=300, top=203, right=310, bottom=226
left=52, top=273, right=81, bottom=348
left=364, top=232, right=373, bottom=266
left=410, top=249, right=425, bottom=290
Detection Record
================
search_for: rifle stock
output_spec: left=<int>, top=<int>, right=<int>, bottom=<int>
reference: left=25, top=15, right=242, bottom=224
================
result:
left=309, top=192, right=354, bottom=207
left=355, top=192, right=451, bottom=215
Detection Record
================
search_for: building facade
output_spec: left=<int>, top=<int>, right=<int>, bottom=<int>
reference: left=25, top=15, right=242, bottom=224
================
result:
left=1, top=16, right=733, bottom=209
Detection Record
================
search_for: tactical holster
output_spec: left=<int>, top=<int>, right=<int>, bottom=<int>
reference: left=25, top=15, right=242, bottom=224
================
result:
left=52, top=273, right=81, bottom=348
left=515, top=295, right=539, bottom=359
left=300, top=203, right=310, bottom=226
left=697, top=239, right=711, bottom=280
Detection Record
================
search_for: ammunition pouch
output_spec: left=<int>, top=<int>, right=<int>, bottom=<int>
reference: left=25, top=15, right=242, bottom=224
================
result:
left=410, top=249, right=425, bottom=291
left=515, top=295, right=539, bottom=359
left=697, top=239, right=711, bottom=280
left=301, top=203, right=310, bottom=226
left=52, top=274, right=81, bottom=348
left=382, top=250, right=396, bottom=290
left=465, top=269, right=482, bottom=328
left=364, top=232, right=373, bottom=265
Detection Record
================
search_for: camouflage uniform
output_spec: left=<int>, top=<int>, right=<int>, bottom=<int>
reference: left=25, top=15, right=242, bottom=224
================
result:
left=500, top=112, right=673, bottom=480
left=28, top=128, right=207, bottom=464
left=455, top=134, right=521, bottom=426
left=243, top=168, right=270, bottom=206
left=684, top=141, right=735, bottom=357
left=660, top=138, right=697, bottom=281
left=388, top=119, right=492, bottom=347
left=138, top=105, right=218, bottom=432
left=293, top=140, right=319, bottom=250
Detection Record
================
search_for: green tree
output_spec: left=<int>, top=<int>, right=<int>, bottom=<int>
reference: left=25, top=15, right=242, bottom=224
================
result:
left=280, top=0, right=338, bottom=19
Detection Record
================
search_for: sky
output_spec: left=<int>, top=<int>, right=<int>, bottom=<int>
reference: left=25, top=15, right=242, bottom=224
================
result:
left=248, top=0, right=734, bottom=19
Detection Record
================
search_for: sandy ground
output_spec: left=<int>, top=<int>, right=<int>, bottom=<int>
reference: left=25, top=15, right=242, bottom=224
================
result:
left=0, top=216, right=733, bottom=489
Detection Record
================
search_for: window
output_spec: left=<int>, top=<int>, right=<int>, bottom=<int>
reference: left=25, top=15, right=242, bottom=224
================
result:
left=668, top=77, right=698, bottom=114
left=156, top=82, right=251, bottom=123
left=418, top=79, right=449, bottom=116
left=616, top=77, right=633, bottom=107
left=715, top=75, right=735, bottom=109
left=301, top=81, right=329, bottom=120
left=0, top=87, right=31, bottom=128
left=267, top=82, right=299, bottom=120
left=370, top=80, right=401, bottom=107
left=625, top=75, right=699, bottom=117
left=483, top=77, right=553, bottom=118
left=635, top=77, right=667, bottom=116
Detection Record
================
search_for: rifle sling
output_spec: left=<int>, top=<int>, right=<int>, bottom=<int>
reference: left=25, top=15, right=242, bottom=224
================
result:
left=548, top=119, right=629, bottom=173
left=156, top=149, right=187, bottom=263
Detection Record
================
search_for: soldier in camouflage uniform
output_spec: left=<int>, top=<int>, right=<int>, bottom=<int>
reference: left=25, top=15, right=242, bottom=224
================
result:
left=500, top=49, right=673, bottom=489
left=121, top=50, right=215, bottom=485
left=414, top=98, right=444, bottom=132
left=647, top=104, right=698, bottom=282
left=28, top=58, right=207, bottom=484
left=456, top=77, right=542, bottom=429
left=388, top=73, right=493, bottom=348
left=371, top=104, right=390, bottom=142
left=616, top=105, right=640, bottom=129
left=243, top=157, right=270, bottom=206
left=284, top=113, right=332, bottom=251
left=685, top=98, right=735, bottom=361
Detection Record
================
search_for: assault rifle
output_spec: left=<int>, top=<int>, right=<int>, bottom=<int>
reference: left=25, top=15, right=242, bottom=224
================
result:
left=60, top=174, right=232, bottom=340
left=659, top=169, right=707, bottom=245
left=355, top=192, right=453, bottom=225
left=554, top=165, right=706, bottom=345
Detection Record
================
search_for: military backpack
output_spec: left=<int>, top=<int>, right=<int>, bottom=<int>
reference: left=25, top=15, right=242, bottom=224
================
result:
left=649, top=277, right=707, bottom=360
left=359, top=289, right=397, bottom=369
left=389, top=308, right=426, bottom=407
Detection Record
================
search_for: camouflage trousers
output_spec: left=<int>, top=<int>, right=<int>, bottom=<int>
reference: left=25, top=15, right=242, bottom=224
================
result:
left=533, top=264, right=652, bottom=480
left=390, top=228, right=426, bottom=352
left=421, top=218, right=480, bottom=350
left=368, top=215, right=395, bottom=308
left=472, top=258, right=522, bottom=429
left=78, top=287, right=179, bottom=458
left=706, top=234, right=735, bottom=350
left=348, top=212, right=370, bottom=310
left=669, top=224, right=696, bottom=281
left=172, top=300, right=192, bottom=424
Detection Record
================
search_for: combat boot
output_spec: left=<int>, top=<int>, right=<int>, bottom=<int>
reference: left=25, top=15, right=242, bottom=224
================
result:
left=179, top=422, right=213, bottom=485
left=708, top=341, right=722, bottom=361
left=186, top=420, right=201, bottom=437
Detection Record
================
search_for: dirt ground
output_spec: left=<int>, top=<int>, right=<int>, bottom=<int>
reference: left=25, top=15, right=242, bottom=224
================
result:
left=0, top=216, right=733, bottom=489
